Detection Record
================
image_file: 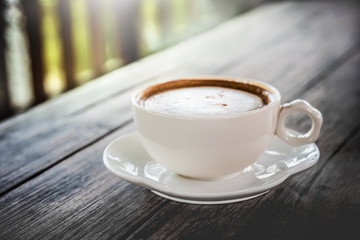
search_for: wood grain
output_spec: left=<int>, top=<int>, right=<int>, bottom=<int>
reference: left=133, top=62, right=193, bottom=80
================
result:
left=1, top=1, right=359, bottom=196
left=126, top=46, right=360, bottom=240
left=0, top=1, right=359, bottom=239
left=0, top=48, right=359, bottom=239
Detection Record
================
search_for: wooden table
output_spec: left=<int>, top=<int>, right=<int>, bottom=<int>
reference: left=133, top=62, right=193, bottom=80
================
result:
left=1, top=1, right=359, bottom=239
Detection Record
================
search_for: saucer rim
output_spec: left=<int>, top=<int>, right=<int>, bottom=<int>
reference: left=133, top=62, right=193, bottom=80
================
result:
left=103, top=131, right=320, bottom=201
left=151, top=190, right=270, bottom=204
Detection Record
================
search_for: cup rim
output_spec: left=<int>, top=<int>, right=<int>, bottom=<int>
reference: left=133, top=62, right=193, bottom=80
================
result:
left=132, top=76, right=281, bottom=119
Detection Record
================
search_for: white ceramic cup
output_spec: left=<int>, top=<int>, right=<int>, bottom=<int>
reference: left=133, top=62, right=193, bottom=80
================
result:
left=132, top=77, right=323, bottom=180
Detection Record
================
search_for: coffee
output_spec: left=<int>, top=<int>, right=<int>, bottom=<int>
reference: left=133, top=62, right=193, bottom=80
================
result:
left=138, top=79, right=274, bottom=117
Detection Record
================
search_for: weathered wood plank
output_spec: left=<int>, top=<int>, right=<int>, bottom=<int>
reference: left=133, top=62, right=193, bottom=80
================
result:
left=0, top=20, right=359, bottom=240
left=1, top=1, right=359, bottom=196
left=0, top=122, right=171, bottom=239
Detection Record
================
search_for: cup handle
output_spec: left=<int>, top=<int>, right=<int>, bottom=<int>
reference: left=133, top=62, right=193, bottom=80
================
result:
left=276, top=99, right=323, bottom=147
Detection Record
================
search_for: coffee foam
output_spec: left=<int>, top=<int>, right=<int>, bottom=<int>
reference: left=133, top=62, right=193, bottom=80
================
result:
left=138, top=79, right=274, bottom=117
left=143, top=87, right=263, bottom=116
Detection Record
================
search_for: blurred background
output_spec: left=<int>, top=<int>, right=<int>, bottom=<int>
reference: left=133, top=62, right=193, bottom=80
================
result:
left=0, top=0, right=268, bottom=121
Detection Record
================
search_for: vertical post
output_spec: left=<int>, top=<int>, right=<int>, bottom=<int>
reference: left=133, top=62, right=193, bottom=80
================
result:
left=0, top=1, right=12, bottom=120
left=158, top=0, right=172, bottom=47
left=21, top=0, right=47, bottom=104
left=87, top=0, right=105, bottom=77
left=57, top=0, right=76, bottom=90
left=115, top=0, right=141, bottom=65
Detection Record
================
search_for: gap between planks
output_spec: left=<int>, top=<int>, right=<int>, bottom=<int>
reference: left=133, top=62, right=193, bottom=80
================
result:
left=0, top=119, right=133, bottom=197
left=299, top=125, right=360, bottom=197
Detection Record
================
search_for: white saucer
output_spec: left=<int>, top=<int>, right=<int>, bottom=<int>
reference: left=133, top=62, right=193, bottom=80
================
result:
left=103, top=132, right=320, bottom=204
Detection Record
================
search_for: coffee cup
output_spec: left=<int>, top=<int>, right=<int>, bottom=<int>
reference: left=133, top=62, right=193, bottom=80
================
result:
left=131, top=77, right=323, bottom=180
